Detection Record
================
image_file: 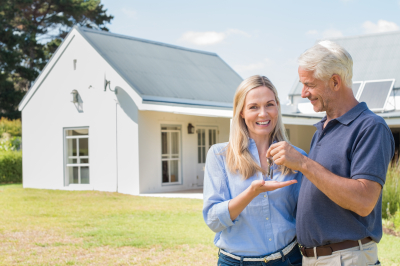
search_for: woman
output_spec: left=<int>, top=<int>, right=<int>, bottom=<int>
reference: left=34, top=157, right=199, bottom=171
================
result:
left=203, top=75, right=306, bottom=266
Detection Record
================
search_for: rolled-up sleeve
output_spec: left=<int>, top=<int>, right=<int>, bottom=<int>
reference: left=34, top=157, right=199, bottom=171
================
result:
left=350, top=123, right=395, bottom=186
left=203, top=145, right=237, bottom=233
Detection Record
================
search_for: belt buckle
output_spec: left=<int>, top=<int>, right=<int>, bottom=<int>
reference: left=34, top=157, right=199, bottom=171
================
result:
left=299, top=245, right=306, bottom=256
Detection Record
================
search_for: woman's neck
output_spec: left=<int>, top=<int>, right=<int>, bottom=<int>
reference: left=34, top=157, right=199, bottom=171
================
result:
left=250, top=134, right=271, bottom=154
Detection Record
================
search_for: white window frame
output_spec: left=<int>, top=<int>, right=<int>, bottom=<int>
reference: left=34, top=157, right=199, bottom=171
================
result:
left=161, top=125, right=182, bottom=186
left=64, top=127, right=90, bottom=186
left=357, top=79, right=395, bottom=112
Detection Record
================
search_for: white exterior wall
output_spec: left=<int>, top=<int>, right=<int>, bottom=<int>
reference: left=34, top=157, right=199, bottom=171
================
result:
left=284, top=124, right=316, bottom=153
left=138, top=111, right=230, bottom=193
left=22, top=30, right=140, bottom=193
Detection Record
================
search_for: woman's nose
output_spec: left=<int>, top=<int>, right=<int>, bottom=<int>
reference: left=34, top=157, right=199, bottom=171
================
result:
left=258, top=107, right=267, bottom=117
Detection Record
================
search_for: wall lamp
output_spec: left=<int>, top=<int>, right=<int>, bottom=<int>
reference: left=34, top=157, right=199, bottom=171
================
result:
left=188, top=123, right=195, bottom=134
left=70, top=90, right=79, bottom=103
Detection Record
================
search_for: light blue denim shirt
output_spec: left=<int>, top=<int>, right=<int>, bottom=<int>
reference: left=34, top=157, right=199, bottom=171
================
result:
left=203, top=139, right=306, bottom=256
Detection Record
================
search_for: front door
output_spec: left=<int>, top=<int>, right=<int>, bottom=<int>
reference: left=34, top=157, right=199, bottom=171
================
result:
left=196, top=127, right=218, bottom=186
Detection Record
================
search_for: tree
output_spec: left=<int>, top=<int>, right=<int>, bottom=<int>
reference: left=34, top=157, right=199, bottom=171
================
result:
left=0, top=0, right=113, bottom=119
left=0, top=3, right=35, bottom=119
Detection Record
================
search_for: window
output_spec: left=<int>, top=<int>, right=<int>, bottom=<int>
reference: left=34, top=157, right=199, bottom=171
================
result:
left=197, top=128, right=217, bottom=164
left=161, top=125, right=181, bottom=184
left=65, top=128, right=89, bottom=185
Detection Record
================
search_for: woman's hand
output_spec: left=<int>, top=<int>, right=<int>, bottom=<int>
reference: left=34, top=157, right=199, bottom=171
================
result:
left=249, top=179, right=298, bottom=197
left=229, top=179, right=297, bottom=221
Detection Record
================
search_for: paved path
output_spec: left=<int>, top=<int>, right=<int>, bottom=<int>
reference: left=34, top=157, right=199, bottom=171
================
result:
left=139, top=188, right=203, bottom=199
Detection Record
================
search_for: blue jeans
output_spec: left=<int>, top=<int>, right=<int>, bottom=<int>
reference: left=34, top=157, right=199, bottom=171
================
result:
left=217, top=245, right=302, bottom=266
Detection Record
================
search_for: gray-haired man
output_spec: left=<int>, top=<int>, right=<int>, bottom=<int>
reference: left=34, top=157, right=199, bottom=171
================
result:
left=267, top=41, right=394, bottom=265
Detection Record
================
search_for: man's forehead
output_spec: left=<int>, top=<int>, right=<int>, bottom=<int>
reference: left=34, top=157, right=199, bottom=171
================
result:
left=298, top=67, right=316, bottom=83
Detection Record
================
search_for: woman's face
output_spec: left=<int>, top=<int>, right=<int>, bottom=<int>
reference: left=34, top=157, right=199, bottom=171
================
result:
left=240, top=86, right=279, bottom=140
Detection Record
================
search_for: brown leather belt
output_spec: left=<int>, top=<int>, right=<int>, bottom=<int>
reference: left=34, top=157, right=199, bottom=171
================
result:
left=300, top=237, right=373, bottom=257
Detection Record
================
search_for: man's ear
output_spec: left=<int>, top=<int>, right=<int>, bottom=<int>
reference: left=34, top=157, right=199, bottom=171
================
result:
left=330, top=74, right=342, bottom=92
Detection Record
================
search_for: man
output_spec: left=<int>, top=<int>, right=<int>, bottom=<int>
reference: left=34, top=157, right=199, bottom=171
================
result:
left=267, top=40, right=394, bottom=265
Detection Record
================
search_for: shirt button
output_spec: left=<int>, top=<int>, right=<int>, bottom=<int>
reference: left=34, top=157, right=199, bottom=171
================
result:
left=266, top=217, right=269, bottom=220
left=264, top=195, right=266, bottom=198
left=269, top=238, right=272, bottom=241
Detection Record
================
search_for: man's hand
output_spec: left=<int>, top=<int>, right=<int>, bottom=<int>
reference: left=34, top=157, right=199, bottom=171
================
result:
left=266, top=141, right=306, bottom=171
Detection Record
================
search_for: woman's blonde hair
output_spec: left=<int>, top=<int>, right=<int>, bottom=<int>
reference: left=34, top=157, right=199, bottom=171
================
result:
left=225, top=75, right=292, bottom=179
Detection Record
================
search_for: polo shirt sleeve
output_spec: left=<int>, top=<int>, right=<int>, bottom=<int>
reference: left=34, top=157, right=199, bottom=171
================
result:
left=202, top=145, right=237, bottom=233
left=350, top=123, right=394, bottom=186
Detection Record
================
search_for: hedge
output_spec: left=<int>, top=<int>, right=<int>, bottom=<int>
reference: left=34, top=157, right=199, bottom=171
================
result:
left=0, top=117, right=21, bottom=137
left=0, top=151, right=22, bottom=183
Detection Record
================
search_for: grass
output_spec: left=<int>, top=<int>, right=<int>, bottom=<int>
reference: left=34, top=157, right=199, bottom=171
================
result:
left=0, top=184, right=399, bottom=265
left=383, top=166, right=400, bottom=220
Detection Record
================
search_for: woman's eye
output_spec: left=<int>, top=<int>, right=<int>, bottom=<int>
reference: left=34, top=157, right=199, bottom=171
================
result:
left=249, top=106, right=257, bottom=109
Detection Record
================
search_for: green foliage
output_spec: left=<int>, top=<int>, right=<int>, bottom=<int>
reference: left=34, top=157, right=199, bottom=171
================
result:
left=0, top=151, right=22, bottom=183
left=0, top=136, right=21, bottom=151
left=382, top=166, right=400, bottom=219
left=0, top=117, right=22, bottom=136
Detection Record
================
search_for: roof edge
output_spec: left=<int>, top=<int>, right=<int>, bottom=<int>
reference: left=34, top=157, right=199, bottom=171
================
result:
left=75, top=25, right=218, bottom=57
left=142, top=95, right=233, bottom=108
left=320, top=30, right=400, bottom=42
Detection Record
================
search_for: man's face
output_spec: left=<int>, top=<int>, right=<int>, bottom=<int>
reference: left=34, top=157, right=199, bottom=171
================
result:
left=298, top=67, right=332, bottom=113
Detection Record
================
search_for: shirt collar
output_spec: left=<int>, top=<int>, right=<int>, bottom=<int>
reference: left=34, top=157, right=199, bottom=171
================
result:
left=313, top=102, right=368, bottom=129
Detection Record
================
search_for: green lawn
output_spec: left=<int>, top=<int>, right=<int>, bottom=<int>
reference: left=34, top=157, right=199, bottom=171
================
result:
left=0, top=184, right=399, bottom=265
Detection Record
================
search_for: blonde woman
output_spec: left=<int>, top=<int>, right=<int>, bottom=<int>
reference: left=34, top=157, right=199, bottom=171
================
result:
left=203, top=75, right=306, bottom=266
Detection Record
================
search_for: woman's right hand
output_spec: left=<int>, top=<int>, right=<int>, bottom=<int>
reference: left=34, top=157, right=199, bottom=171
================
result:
left=249, top=179, right=297, bottom=197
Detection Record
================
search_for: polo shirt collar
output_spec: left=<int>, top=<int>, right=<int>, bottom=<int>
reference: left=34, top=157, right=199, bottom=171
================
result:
left=313, top=102, right=368, bottom=129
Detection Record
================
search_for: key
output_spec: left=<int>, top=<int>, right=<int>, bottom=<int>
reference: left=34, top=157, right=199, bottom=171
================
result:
left=267, top=158, right=273, bottom=179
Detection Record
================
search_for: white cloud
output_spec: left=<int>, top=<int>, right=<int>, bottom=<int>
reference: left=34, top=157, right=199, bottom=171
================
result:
left=179, top=29, right=250, bottom=46
left=362, top=20, right=399, bottom=34
left=121, top=8, right=138, bottom=19
left=306, top=30, right=318, bottom=35
left=233, top=58, right=274, bottom=73
left=322, top=29, right=343, bottom=38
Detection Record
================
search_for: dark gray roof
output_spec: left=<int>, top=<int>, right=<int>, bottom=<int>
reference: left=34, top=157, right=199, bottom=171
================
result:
left=77, top=26, right=242, bottom=107
left=290, top=30, right=400, bottom=95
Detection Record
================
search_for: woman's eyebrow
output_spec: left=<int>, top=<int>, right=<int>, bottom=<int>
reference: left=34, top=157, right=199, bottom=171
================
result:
left=246, top=100, right=275, bottom=106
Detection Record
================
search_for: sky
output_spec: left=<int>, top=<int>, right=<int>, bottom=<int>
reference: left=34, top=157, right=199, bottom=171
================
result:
left=100, top=0, right=400, bottom=102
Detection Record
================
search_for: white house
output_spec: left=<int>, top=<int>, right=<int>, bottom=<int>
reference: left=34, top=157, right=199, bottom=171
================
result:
left=19, top=26, right=242, bottom=195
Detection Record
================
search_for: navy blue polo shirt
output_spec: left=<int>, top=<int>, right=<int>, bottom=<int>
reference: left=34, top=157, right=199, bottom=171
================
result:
left=296, top=102, right=395, bottom=247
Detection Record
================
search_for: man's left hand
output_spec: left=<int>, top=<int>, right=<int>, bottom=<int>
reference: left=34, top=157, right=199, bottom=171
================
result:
left=266, top=141, right=306, bottom=171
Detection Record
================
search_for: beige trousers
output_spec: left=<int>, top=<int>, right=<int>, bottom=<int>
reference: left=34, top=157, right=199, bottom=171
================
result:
left=302, top=241, right=380, bottom=266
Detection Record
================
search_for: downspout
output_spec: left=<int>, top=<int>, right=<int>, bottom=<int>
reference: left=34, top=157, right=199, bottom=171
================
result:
left=116, top=102, right=119, bottom=192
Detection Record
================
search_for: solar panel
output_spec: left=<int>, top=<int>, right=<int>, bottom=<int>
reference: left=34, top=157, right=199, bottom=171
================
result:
left=358, top=79, right=395, bottom=111
left=352, top=81, right=363, bottom=99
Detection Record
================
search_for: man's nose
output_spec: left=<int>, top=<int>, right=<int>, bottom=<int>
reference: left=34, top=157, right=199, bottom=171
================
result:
left=301, top=85, right=309, bottom=98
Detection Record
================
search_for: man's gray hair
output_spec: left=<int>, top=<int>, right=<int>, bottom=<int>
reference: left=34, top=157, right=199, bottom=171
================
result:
left=298, top=40, right=353, bottom=88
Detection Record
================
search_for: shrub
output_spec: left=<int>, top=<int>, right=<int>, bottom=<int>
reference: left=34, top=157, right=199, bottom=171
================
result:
left=0, top=136, right=22, bottom=151
left=382, top=166, right=400, bottom=219
left=0, top=151, right=22, bottom=183
left=0, top=117, right=22, bottom=137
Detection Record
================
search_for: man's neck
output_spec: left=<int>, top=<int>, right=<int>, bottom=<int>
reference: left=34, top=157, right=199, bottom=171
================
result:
left=324, top=96, right=359, bottom=127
